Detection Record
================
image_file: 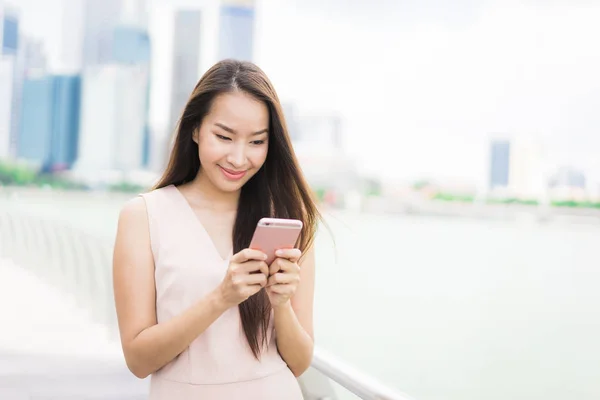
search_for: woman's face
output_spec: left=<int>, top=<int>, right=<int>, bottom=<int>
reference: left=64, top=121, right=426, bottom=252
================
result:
left=194, top=91, right=270, bottom=193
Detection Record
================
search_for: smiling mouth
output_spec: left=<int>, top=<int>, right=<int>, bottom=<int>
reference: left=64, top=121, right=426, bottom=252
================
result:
left=219, top=166, right=247, bottom=180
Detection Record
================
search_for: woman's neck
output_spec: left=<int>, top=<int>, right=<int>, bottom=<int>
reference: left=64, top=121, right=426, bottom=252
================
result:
left=184, top=171, right=240, bottom=212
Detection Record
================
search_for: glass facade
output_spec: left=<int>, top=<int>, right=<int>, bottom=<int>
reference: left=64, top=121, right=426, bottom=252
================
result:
left=489, top=139, right=511, bottom=188
left=1, top=14, right=18, bottom=54
left=218, top=4, right=254, bottom=61
left=18, top=75, right=81, bottom=170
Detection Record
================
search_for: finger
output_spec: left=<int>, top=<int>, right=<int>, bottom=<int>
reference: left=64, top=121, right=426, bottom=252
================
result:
left=258, top=260, right=269, bottom=276
left=267, top=272, right=298, bottom=286
left=241, top=260, right=269, bottom=275
left=269, top=258, right=282, bottom=276
left=246, top=272, right=267, bottom=287
left=275, top=248, right=302, bottom=262
left=267, top=283, right=293, bottom=294
left=271, top=258, right=299, bottom=274
left=232, top=248, right=267, bottom=263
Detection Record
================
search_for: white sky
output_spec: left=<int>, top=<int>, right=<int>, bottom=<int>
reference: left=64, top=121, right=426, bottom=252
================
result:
left=9, top=0, right=600, bottom=185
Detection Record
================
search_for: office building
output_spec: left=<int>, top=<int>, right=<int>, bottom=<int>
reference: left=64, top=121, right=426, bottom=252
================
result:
left=549, top=166, right=586, bottom=189
left=112, top=18, right=151, bottom=167
left=1, top=4, right=17, bottom=55
left=18, top=75, right=81, bottom=170
left=113, top=0, right=150, bottom=64
left=0, top=58, right=14, bottom=159
left=9, top=37, right=48, bottom=157
left=508, top=137, right=545, bottom=199
left=218, top=0, right=255, bottom=61
left=74, top=64, right=149, bottom=184
left=81, top=0, right=123, bottom=66
left=112, top=25, right=151, bottom=65
left=169, top=9, right=202, bottom=130
left=0, top=4, right=18, bottom=159
left=489, top=139, right=510, bottom=189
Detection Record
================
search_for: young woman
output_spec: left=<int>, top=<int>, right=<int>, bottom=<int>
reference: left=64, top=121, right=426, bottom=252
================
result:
left=112, top=59, right=320, bottom=399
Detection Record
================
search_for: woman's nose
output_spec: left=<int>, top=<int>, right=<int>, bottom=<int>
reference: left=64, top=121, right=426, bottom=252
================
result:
left=226, top=144, right=246, bottom=167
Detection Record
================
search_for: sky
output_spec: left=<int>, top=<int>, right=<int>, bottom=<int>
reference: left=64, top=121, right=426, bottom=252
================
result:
left=8, top=0, right=600, bottom=186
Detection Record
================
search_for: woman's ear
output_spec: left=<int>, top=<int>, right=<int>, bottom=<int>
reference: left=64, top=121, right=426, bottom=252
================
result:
left=192, top=129, right=199, bottom=144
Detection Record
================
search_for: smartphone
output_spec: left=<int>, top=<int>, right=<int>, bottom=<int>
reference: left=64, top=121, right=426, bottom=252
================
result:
left=249, top=217, right=303, bottom=265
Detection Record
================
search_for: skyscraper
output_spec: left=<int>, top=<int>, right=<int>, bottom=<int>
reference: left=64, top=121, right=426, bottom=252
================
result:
left=74, top=65, right=149, bottom=184
left=113, top=0, right=151, bottom=167
left=169, top=9, right=202, bottom=131
left=0, top=4, right=18, bottom=159
left=489, top=139, right=511, bottom=189
left=18, top=77, right=52, bottom=165
left=218, top=0, right=255, bottom=61
left=113, top=0, right=150, bottom=64
left=508, top=137, right=544, bottom=199
left=81, top=0, right=122, bottom=67
left=112, top=25, right=151, bottom=65
left=18, top=75, right=81, bottom=170
left=1, top=4, right=17, bottom=55
left=10, top=37, right=48, bottom=157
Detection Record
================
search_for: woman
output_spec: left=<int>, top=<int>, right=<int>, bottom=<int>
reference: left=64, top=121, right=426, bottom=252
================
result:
left=112, top=59, right=320, bottom=399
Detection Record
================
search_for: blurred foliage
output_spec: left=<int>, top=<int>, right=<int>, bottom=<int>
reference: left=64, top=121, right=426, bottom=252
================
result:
left=107, top=181, right=148, bottom=193
left=0, top=159, right=146, bottom=193
left=363, top=178, right=382, bottom=197
left=486, top=197, right=539, bottom=206
left=0, top=160, right=37, bottom=185
left=552, top=200, right=600, bottom=208
left=0, top=160, right=87, bottom=190
left=312, top=187, right=326, bottom=202
left=433, top=192, right=475, bottom=202
left=412, top=180, right=432, bottom=190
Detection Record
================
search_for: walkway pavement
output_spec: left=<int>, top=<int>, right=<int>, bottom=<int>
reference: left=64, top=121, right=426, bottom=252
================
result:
left=0, top=258, right=149, bottom=399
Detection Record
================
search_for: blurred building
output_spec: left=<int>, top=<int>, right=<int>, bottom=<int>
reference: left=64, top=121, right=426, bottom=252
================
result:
left=58, top=0, right=85, bottom=72
left=73, top=65, right=149, bottom=185
left=0, top=3, right=18, bottom=159
left=508, top=137, right=545, bottom=199
left=549, top=166, right=586, bottom=189
left=169, top=9, right=202, bottom=131
left=294, top=113, right=343, bottom=149
left=113, top=0, right=152, bottom=168
left=112, top=25, right=150, bottom=65
left=10, top=37, right=48, bottom=160
left=81, top=0, right=123, bottom=67
left=290, top=111, right=357, bottom=201
left=489, top=139, right=510, bottom=189
left=218, top=0, right=255, bottom=61
left=281, top=103, right=299, bottom=141
left=17, top=75, right=81, bottom=170
left=547, top=166, right=588, bottom=201
left=488, top=136, right=546, bottom=200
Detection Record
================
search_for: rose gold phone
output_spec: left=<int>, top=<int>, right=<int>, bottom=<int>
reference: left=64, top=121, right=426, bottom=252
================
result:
left=249, top=218, right=303, bottom=265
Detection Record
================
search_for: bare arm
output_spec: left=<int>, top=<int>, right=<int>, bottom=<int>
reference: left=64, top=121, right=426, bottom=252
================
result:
left=112, top=197, right=229, bottom=379
left=273, top=245, right=316, bottom=376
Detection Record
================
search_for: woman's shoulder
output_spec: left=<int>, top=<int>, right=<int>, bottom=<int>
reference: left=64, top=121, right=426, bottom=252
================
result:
left=118, top=196, right=148, bottom=227
left=118, top=185, right=176, bottom=227
left=118, top=187, right=163, bottom=217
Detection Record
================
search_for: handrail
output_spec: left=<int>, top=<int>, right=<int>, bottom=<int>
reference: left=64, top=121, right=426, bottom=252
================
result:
left=311, top=348, right=414, bottom=400
left=0, top=207, right=414, bottom=400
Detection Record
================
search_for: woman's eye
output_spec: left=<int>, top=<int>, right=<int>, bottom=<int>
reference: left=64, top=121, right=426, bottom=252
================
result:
left=216, top=134, right=231, bottom=141
left=251, top=140, right=265, bottom=145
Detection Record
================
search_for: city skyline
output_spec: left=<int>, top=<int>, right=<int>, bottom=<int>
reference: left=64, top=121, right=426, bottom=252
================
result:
left=5, top=0, right=600, bottom=188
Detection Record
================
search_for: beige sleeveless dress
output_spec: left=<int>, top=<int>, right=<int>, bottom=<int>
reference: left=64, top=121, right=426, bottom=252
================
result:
left=140, top=185, right=304, bottom=399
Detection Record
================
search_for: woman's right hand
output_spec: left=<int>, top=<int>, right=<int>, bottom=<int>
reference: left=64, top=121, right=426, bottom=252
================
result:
left=217, top=249, right=269, bottom=308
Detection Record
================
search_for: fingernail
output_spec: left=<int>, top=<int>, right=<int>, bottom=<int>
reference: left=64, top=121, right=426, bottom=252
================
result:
left=275, top=249, right=283, bottom=256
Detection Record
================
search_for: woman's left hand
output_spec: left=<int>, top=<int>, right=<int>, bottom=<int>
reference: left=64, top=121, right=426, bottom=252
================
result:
left=266, top=248, right=302, bottom=308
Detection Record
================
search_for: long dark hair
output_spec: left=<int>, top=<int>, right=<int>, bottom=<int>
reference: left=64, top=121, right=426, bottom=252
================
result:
left=153, top=59, right=321, bottom=358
